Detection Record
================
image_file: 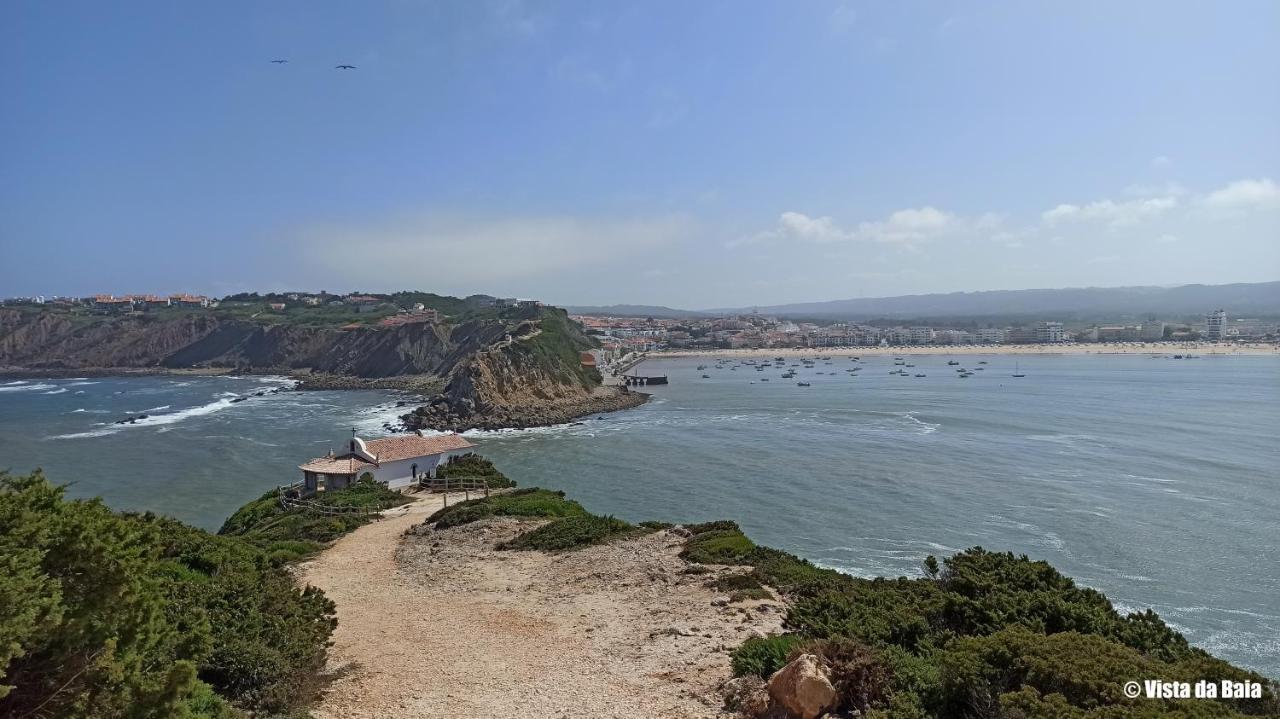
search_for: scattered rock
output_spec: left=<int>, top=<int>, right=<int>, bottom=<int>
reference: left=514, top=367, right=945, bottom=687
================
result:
left=767, top=654, right=837, bottom=719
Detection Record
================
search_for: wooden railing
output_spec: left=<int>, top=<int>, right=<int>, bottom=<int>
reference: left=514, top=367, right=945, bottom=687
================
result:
left=418, top=475, right=492, bottom=505
left=277, top=495, right=376, bottom=517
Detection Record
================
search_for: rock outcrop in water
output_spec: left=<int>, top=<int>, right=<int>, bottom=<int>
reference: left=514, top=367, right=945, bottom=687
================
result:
left=402, top=308, right=647, bottom=431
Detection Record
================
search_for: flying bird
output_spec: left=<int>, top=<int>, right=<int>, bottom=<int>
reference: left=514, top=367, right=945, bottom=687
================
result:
left=335, top=64, right=357, bottom=70
left=270, top=59, right=288, bottom=64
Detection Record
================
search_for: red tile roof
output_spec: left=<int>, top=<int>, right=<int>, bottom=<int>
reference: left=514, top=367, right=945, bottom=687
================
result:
left=298, top=456, right=374, bottom=474
left=364, top=433, right=474, bottom=462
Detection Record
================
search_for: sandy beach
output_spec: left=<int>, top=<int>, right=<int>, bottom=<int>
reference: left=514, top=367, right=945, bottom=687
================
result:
left=647, top=341, right=1276, bottom=360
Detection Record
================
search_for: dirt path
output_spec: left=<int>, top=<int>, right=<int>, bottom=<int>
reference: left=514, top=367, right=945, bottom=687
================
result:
left=299, top=497, right=782, bottom=718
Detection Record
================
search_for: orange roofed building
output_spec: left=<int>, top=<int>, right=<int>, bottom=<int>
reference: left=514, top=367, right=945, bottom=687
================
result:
left=298, top=431, right=475, bottom=495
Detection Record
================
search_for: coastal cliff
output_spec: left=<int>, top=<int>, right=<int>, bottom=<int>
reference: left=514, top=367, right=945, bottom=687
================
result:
left=0, top=301, right=643, bottom=428
left=403, top=308, right=647, bottom=430
left=0, top=307, right=485, bottom=377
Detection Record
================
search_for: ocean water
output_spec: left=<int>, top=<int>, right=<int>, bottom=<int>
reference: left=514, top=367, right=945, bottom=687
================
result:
left=1, top=353, right=1277, bottom=676
left=0, top=375, right=412, bottom=530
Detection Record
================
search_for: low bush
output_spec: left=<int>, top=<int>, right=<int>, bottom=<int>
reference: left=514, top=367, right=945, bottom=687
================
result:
left=705, top=531, right=1280, bottom=718
left=499, top=514, right=637, bottom=551
left=427, top=488, right=587, bottom=529
left=0, top=471, right=336, bottom=718
left=731, top=634, right=804, bottom=678
left=680, top=521, right=757, bottom=565
left=712, top=573, right=765, bottom=592
left=729, top=588, right=773, bottom=603
left=639, top=520, right=674, bottom=530
left=218, top=479, right=411, bottom=560
left=435, top=453, right=516, bottom=489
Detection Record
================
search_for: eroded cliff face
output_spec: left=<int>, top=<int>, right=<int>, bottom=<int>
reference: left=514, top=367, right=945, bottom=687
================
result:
left=404, top=309, right=647, bottom=430
left=0, top=309, right=499, bottom=378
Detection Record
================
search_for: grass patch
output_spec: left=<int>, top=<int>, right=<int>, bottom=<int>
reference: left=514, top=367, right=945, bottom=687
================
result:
left=499, top=514, right=639, bottom=552
left=729, top=588, right=774, bottom=603
left=426, top=488, right=586, bottom=529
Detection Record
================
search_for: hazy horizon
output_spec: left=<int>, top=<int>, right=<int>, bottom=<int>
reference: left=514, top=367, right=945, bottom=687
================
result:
left=3, top=1, right=1278, bottom=306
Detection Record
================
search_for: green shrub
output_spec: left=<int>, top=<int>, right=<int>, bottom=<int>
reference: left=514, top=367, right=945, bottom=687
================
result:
left=731, top=634, right=805, bottom=678
left=680, top=521, right=757, bottom=565
left=791, top=638, right=894, bottom=713
left=500, top=514, right=637, bottom=551
left=729, top=588, right=773, bottom=603
left=712, top=573, right=765, bottom=592
left=427, top=488, right=587, bottom=529
left=435, top=453, right=516, bottom=489
left=639, top=520, right=674, bottom=530
left=217, top=479, right=411, bottom=558
left=0, top=471, right=335, bottom=718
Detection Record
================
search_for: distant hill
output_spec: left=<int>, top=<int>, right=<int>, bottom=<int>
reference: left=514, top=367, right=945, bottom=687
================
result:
left=703, top=281, right=1280, bottom=321
left=564, top=304, right=712, bottom=319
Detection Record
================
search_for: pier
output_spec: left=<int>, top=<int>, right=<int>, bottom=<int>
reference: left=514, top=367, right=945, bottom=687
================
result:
left=622, top=374, right=668, bottom=386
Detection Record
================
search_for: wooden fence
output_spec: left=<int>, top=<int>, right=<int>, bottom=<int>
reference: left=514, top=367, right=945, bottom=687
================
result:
left=418, top=475, right=493, bottom=506
left=276, top=495, right=378, bottom=517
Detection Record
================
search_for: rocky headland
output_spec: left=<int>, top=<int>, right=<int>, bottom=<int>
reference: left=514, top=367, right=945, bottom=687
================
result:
left=0, top=300, right=643, bottom=429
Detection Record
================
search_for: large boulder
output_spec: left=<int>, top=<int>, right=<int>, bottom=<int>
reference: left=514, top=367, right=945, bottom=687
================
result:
left=766, top=654, right=837, bottom=719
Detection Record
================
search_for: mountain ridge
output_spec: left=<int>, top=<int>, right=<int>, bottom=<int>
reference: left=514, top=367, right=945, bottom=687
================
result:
left=570, top=281, right=1280, bottom=320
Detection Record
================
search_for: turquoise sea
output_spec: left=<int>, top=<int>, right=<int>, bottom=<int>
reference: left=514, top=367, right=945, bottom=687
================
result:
left=1, top=352, right=1277, bottom=677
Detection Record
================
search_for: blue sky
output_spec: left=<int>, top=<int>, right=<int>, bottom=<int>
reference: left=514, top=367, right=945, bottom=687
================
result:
left=2, top=0, right=1277, bottom=307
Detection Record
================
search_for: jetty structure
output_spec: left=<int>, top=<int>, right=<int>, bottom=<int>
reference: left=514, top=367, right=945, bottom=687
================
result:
left=622, top=374, right=668, bottom=386
left=297, top=430, right=474, bottom=495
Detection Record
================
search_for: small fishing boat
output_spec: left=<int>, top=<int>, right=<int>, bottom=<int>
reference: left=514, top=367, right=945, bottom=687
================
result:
left=701, top=374, right=710, bottom=378
left=1012, top=361, right=1025, bottom=378
left=915, top=373, right=926, bottom=377
left=947, top=360, right=960, bottom=365
left=797, top=381, right=811, bottom=387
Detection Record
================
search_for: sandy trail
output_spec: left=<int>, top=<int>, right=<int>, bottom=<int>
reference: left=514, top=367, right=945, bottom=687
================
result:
left=300, top=496, right=780, bottom=718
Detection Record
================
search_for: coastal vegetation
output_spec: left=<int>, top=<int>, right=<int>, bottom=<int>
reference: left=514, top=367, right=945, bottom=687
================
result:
left=425, top=488, right=643, bottom=550
left=679, top=521, right=1278, bottom=718
left=0, top=470, right=336, bottom=718
left=434, top=452, right=517, bottom=489
left=426, top=488, right=588, bottom=529
left=217, top=479, right=413, bottom=562
left=7, top=464, right=1274, bottom=718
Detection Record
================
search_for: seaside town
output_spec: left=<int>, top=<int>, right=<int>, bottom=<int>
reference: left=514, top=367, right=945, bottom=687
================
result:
left=0, top=291, right=545, bottom=325
left=576, top=308, right=1277, bottom=358
left=3, top=292, right=1273, bottom=351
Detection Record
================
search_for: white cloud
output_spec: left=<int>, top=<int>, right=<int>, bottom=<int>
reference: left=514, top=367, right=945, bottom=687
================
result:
left=1200, top=178, right=1280, bottom=211
left=735, top=206, right=958, bottom=248
left=1042, top=196, right=1178, bottom=228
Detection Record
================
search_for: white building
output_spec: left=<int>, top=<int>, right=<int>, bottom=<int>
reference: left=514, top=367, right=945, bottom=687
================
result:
left=1204, top=309, right=1227, bottom=340
left=1035, top=321, right=1065, bottom=343
left=908, top=327, right=935, bottom=345
left=974, top=328, right=1005, bottom=344
left=1140, top=321, right=1165, bottom=341
left=298, top=432, right=475, bottom=494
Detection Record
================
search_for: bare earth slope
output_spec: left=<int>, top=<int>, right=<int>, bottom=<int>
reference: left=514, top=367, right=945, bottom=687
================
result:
left=299, top=498, right=782, bottom=719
